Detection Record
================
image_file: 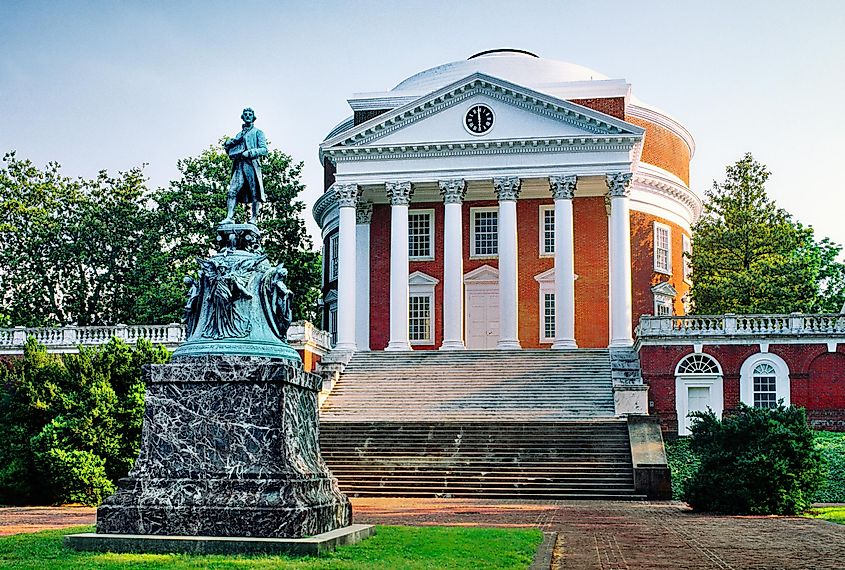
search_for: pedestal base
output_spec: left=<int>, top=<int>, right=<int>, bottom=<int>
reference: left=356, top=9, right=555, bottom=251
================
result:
left=96, top=356, right=350, bottom=538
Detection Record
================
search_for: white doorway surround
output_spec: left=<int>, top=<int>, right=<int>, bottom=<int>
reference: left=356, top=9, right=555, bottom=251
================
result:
left=464, top=265, right=500, bottom=350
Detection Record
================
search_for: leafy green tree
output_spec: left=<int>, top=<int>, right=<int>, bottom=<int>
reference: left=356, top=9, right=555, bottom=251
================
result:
left=151, top=144, right=321, bottom=322
left=689, top=153, right=845, bottom=314
left=0, top=152, right=158, bottom=326
left=684, top=404, right=824, bottom=515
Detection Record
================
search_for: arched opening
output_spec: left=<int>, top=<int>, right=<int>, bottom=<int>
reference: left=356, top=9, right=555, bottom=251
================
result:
left=674, top=353, right=724, bottom=436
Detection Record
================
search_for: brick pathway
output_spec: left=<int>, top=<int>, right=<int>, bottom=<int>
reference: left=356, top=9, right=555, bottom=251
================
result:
left=2, top=499, right=844, bottom=569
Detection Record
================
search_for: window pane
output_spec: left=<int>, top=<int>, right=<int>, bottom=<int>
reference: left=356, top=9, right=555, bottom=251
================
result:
left=543, top=292, right=555, bottom=339
left=329, top=234, right=339, bottom=281
left=474, top=211, right=498, bottom=256
left=408, top=211, right=432, bottom=258
left=655, top=226, right=670, bottom=272
left=409, top=295, right=431, bottom=342
left=752, top=364, right=778, bottom=409
left=543, top=208, right=555, bottom=254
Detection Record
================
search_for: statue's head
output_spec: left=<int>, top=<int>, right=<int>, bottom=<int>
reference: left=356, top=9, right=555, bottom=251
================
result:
left=183, top=275, right=193, bottom=286
left=241, top=107, right=256, bottom=123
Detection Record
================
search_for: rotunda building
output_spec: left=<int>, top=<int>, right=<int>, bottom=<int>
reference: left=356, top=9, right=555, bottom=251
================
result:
left=313, top=50, right=700, bottom=352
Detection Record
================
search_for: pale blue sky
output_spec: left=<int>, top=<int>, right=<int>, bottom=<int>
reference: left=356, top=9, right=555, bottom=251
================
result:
left=2, top=1, right=844, bottom=248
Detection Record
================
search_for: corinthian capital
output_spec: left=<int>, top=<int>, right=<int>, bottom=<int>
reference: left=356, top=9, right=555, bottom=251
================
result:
left=439, top=179, right=467, bottom=204
left=333, top=183, right=360, bottom=208
left=605, top=172, right=633, bottom=198
left=356, top=201, right=373, bottom=224
left=386, top=181, right=413, bottom=206
left=493, top=176, right=521, bottom=201
left=549, top=175, right=577, bottom=200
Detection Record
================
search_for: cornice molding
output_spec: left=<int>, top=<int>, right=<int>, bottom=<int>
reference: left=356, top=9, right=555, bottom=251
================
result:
left=632, top=168, right=702, bottom=221
left=549, top=174, right=577, bottom=200
left=626, top=103, right=696, bottom=158
left=312, top=189, right=337, bottom=227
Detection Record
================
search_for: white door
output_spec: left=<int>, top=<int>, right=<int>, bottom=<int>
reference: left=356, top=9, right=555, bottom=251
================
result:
left=686, top=386, right=711, bottom=432
left=466, top=290, right=499, bottom=349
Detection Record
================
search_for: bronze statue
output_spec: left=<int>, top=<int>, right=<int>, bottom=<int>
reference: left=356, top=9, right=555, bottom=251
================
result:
left=260, top=264, right=294, bottom=341
left=182, top=275, right=202, bottom=337
left=220, top=107, right=267, bottom=225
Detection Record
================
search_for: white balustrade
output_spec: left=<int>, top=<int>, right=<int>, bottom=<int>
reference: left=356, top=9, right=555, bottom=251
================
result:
left=638, top=313, right=845, bottom=340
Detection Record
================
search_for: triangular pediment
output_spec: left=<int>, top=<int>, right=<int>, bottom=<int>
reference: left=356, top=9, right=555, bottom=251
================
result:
left=321, top=73, right=644, bottom=157
left=651, top=281, right=678, bottom=298
left=409, top=271, right=439, bottom=286
left=464, top=264, right=499, bottom=283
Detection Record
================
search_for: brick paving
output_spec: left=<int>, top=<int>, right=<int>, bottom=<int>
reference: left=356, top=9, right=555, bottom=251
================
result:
left=1, top=499, right=844, bottom=569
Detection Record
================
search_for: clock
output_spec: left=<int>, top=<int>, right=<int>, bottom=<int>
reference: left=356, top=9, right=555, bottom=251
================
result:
left=464, top=104, right=494, bottom=135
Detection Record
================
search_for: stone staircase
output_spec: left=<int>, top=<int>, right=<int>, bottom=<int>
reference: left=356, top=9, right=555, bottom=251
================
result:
left=320, top=349, right=616, bottom=421
left=318, top=349, right=645, bottom=499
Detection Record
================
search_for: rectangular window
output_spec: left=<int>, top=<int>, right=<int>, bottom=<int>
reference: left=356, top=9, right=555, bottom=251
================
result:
left=408, top=209, right=434, bottom=260
left=682, top=234, right=692, bottom=283
left=654, top=223, right=671, bottom=274
left=409, top=295, right=432, bottom=343
left=471, top=208, right=498, bottom=257
left=542, top=292, right=555, bottom=341
left=655, top=299, right=673, bottom=316
left=328, top=304, right=338, bottom=347
left=329, top=233, right=339, bottom=281
left=753, top=375, right=778, bottom=409
left=540, top=206, right=555, bottom=256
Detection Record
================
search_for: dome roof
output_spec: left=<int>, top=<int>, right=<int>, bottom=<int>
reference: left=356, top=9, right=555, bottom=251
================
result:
left=392, top=49, right=610, bottom=92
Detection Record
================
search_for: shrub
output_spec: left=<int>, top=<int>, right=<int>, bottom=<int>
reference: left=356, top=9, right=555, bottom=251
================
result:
left=814, top=431, right=845, bottom=503
left=32, top=448, right=115, bottom=505
left=664, top=437, right=700, bottom=501
left=685, top=404, right=824, bottom=515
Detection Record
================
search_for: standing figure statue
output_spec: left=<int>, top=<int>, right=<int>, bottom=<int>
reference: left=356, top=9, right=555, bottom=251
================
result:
left=220, top=107, right=268, bottom=225
left=182, top=275, right=202, bottom=337
left=260, top=264, right=294, bottom=342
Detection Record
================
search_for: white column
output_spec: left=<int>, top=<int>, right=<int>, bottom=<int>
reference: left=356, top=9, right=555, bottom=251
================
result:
left=334, top=183, right=360, bottom=352
left=607, top=172, right=634, bottom=347
left=385, top=181, right=413, bottom=351
left=549, top=175, right=577, bottom=349
left=494, top=176, right=521, bottom=350
left=439, top=179, right=467, bottom=350
left=355, top=201, right=373, bottom=351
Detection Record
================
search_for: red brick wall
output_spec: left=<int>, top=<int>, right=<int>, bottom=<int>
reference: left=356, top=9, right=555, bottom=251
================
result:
left=630, top=211, right=691, bottom=326
left=570, top=97, right=626, bottom=120
left=639, top=343, right=845, bottom=433
left=625, top=116, right=691, bottom=185
left=573, top=197, right=610, bottom=347
left=517, top=199, right=554, bottom=348
left=408, top=202, right=445, bottom=350
left=369, top=204, right=391, bottom=350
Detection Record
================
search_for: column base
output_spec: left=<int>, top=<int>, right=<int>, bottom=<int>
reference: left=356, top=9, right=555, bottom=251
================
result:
left=384, top=340, right=412, bottom=351
left=333, top=342, right=357, bottom=353
left=439, top=340, right=466, bottom=351
left=609, top=338, right=634, bottom=348
left=551, top=339, right=578, bottom=349
left=496, top=339, right=522, bottom=350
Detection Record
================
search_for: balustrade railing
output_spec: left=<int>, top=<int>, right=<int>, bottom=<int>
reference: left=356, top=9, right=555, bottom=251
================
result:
left=0, top=321, right=330, bottom=354
left=638, top=313, right=845, bottom=339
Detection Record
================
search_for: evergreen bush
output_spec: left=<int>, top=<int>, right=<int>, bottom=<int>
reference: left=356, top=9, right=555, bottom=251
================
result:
left=0, top=337, right=169, bottom=505
left=685, top=404, right=824, bottom=514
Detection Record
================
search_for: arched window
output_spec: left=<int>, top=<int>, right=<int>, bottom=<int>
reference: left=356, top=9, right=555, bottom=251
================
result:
left=674, top=353, right=724, bottom=436
left=740, top=354, right=790, bottom=408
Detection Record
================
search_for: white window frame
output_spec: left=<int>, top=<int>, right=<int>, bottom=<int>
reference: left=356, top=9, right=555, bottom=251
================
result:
left=327, top=302, right=338, bottom=347
left=408, top=208, right=435, bottom=261
left=328, top=233, right=339, bottom=282
left=470, top=207, right=499, bottom=259
left=539, top=205, right=555, bottom=257
left=740, top=353, right=790, bottom=408
left=682, top=234, right=692, bottom=284
left=409, top=271, right=439, bottom=346
left=653, top=222, right=672, bottom=275
left=535, top=268, right=555, bottom=343
left=675, top=353, right=724, bottom=436
left=655, top=298, right=673, bottom=316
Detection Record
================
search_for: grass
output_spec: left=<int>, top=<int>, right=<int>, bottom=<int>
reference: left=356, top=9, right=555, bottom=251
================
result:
left=0, top=525, right=542, bottom=570
left=805, top=506, right=845, bottom=525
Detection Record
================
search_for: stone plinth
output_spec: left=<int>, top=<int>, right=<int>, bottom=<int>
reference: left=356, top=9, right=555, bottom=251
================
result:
left=97, top=356, right=351, bottom=538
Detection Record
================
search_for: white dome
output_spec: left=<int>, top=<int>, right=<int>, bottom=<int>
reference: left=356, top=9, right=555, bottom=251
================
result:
left=393, top=49, right=610, bottom=92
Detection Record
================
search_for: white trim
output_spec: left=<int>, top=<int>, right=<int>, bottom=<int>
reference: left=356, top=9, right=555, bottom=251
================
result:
left=653, top=221, right=672, bottom=275
left=408, top=208, right=435, bottom=260
left=539, top=204, right=555, bottom=257
left=682, top=234, right=692, bottom=285
left=626, top=103, right=696, bottom=158
left=535, top=268, right=556, bottom=343
left=675, top=374, right=723, bottom=436
left=408, top=271, right=439, bottom=346
left=328, top=232, right=339, bottom=281
left=470, top=206, right=499, bottom=259
left=740, top=352, right=790, bottom=408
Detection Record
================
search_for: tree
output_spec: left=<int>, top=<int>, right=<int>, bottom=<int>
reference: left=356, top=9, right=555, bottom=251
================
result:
left=151, top=144, right=321, bottom=322
left=689, top=153, right=845, bottom=314
left=684, top=404, right=824, bottom=515
left=0, top=152, right=159, bottom=326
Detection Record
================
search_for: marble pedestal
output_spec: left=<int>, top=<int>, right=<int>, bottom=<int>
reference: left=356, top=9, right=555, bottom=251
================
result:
left=96, top=356, right=351, bottom=538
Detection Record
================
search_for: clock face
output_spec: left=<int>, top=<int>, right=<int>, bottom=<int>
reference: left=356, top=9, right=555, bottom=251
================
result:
left=464, top=104, right=494, bottom=134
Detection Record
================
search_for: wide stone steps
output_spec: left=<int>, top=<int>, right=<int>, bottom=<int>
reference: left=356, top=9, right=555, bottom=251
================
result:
left=319, top=420, right=641, bottom=500
left=321, top=349, right=615, bottom=422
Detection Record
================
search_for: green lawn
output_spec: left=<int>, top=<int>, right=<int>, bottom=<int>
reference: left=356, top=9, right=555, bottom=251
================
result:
left=0, top=525, right=542, bottom=570
left=805, top=506, right=845, bottom=525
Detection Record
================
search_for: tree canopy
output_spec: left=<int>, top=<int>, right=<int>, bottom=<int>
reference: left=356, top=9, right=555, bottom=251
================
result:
left=689, top=153, right=845, bottom=314
left=0, top=146, right=321, bottom=327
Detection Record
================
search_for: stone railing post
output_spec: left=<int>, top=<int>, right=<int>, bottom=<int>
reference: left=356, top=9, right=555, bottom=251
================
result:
left=62, top=326, right=78, bottom=346
left=724, top=314, right=736, bottom=335
left=166, top=323, right=183, bottom=343
left=115, top=324, right=128, bottom=342
left=12, top=326, right=26, bottom=347
left=790, top=312, right=804, bottom=332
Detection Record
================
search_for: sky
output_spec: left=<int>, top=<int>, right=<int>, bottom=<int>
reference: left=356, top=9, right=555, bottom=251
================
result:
left=1, top=0, right=844, bottom=250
